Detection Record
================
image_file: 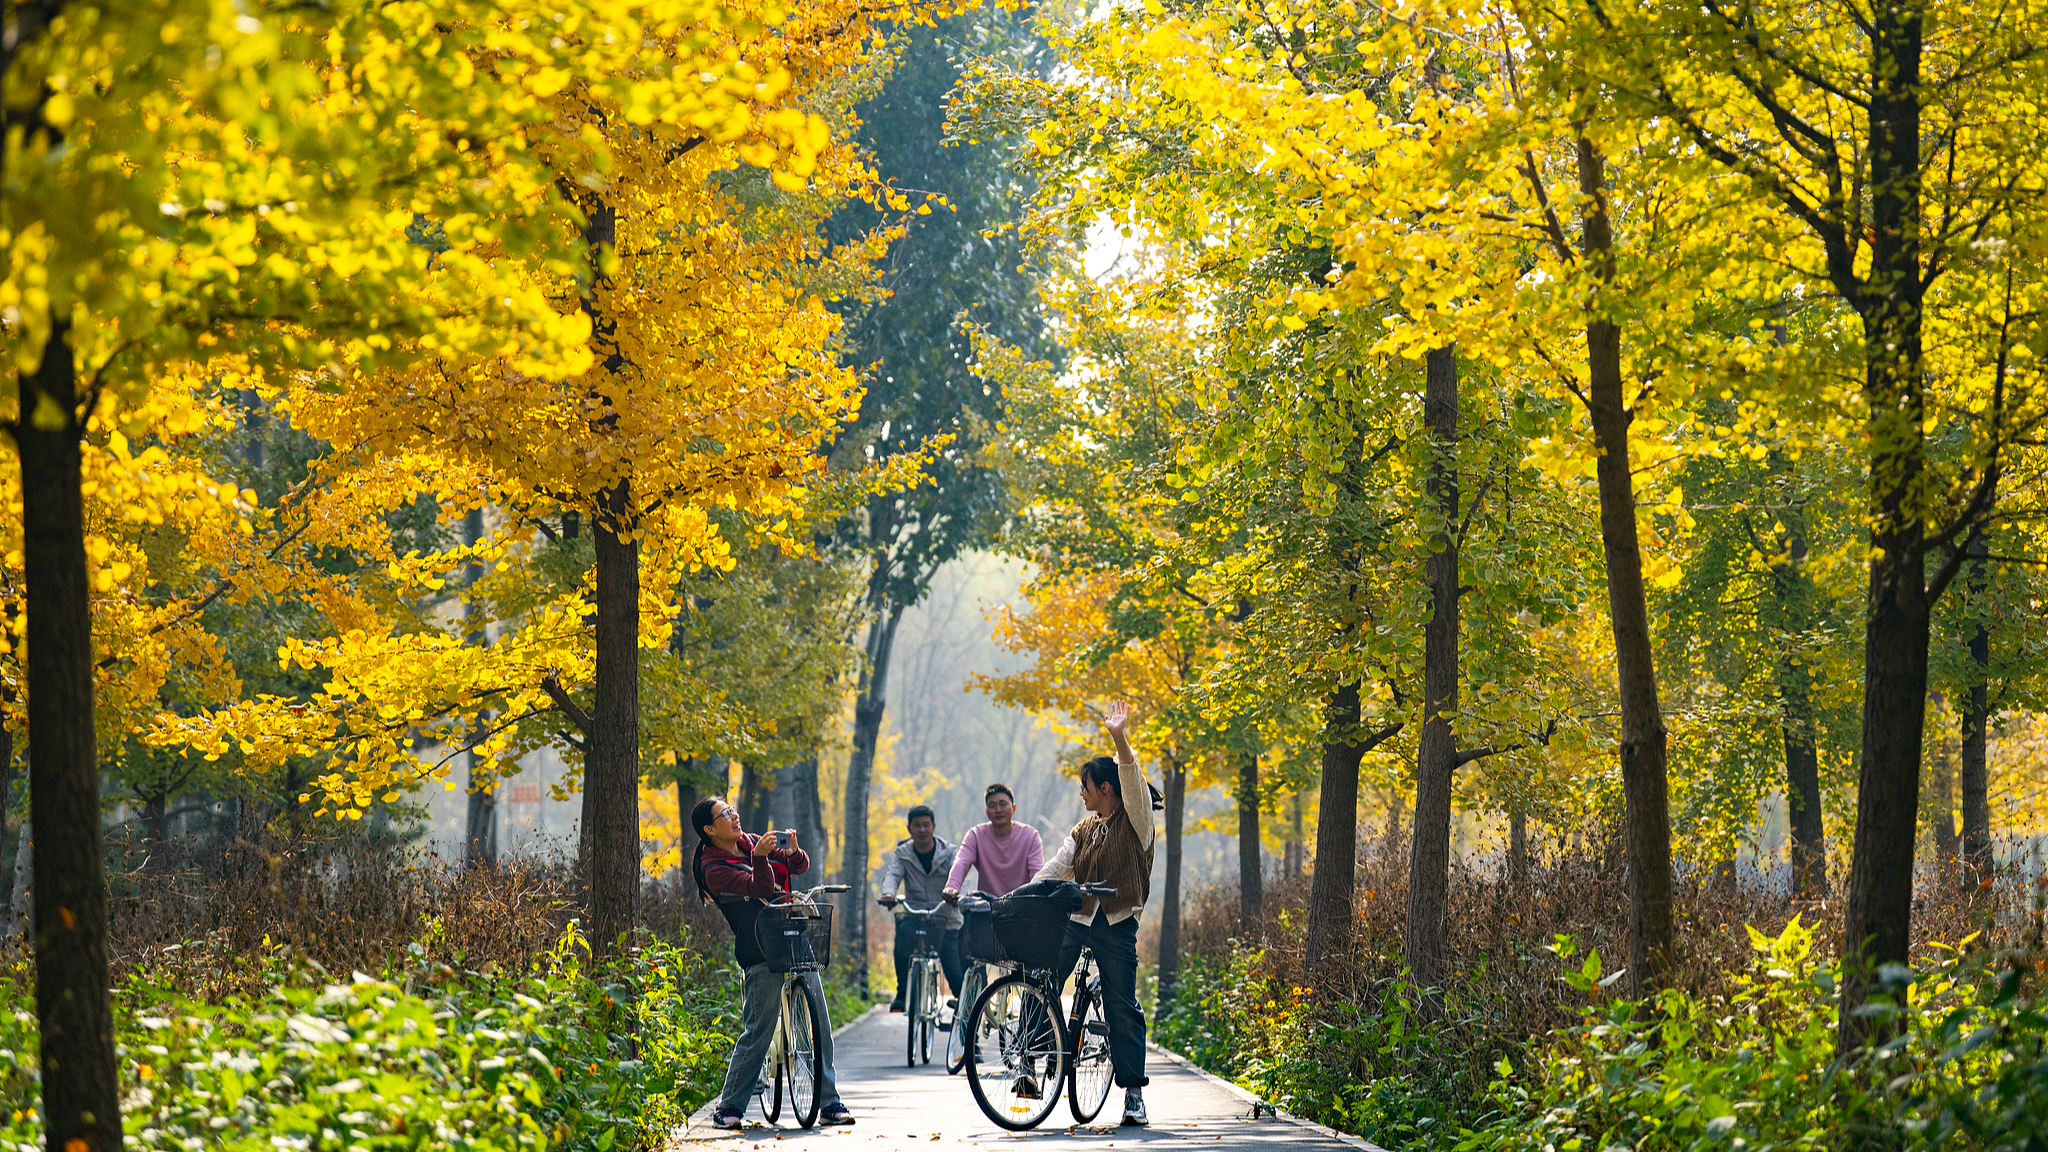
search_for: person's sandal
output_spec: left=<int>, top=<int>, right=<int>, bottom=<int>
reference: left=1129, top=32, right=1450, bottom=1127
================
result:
left=820, top=1104, right=856, bottom=1126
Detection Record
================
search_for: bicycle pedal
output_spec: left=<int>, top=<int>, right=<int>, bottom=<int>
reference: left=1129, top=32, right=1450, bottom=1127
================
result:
left=1085, top=1022, right=1109, bottom=1036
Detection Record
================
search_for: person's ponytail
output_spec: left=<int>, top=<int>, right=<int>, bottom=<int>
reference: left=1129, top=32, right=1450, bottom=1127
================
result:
left=690, top=797, right=722, bottom=903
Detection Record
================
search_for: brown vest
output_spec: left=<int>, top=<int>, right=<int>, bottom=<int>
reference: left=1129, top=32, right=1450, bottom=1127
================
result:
left=1068, top=810, right=1154, bottom=920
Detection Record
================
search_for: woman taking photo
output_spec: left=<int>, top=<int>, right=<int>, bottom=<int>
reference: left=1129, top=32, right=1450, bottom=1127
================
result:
left=691, top=797, right=855, bottom=1129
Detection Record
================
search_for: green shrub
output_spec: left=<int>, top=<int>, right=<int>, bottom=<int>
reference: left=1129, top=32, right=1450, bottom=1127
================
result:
left=1458, top=917, right=2048, bottom=1152
left=0, top=923, right=748, bottom=1152
left=1157, top=946, right=1496, bottom=1148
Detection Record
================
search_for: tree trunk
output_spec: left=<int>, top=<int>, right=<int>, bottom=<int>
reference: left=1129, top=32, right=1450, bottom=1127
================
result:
left=15, top=323, right=121, bottom=1151
left=1236, top=750, right=1262, bottom=939
left=1931, top=706, right=1959, bottom=883
left=1839, top=2, right=1930, bottom=1054
left=1381, top=787, right=1404, bottom=861
left=142, top=791, right=172, bottom=875
left=1779, top=664, right=1829, bottom=898
left=7, top=820, right=29, bottom=940
left=676, top=777, right=700, bottom=898
left=1406, top=344, right=1460, bottom=993
left=1306, top=683, right=1367, bottom=978
left=841, top=602, right=905, bottom=996
left=1284, top=791, right=1305, bottom=879
left=584, top=481, right=641, bottom=952
left=1766, top=497, right=1830, bottom=899
left=1959, top=543, right=1992, bottom=882
left=1156, top=755, right=1187, bottom=1012
left=790, top=757, right=827, bottom=873
left=0, top=720, right=15, bottom=912
left=463, top=508, right=496, bottom=869
left=740, top=762, right=771, bottom=839
left=1507, top=803, right=1530, bottom=886
left=1579, top=137, right=1675, bottom=997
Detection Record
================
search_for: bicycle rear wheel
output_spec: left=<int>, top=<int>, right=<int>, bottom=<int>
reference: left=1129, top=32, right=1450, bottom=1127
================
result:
left=947, top=964, right=986, bottom=1075
left=1067, top=971, right=1114, bottom=1124
left=784, top=976, right=826, bottom=1127
left=764, top=1020, right=784, bottom=1124
left=965, top=974, right=1066, bottom=1131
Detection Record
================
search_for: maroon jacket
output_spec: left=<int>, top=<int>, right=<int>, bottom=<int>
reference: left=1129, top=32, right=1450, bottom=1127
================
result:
left=704, top=834, right=811, bottom=967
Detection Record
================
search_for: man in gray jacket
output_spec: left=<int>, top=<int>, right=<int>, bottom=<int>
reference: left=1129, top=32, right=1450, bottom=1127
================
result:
left=878, top=805, right=963, bottom=1012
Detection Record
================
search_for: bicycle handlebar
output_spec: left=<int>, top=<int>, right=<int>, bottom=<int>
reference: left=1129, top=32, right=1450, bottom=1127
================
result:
left=888, top=901, right=948, bottom=916
left=779, top=884, right=850, bottom=903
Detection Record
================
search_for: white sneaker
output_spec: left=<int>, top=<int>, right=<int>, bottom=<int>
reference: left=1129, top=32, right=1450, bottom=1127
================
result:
left=1121, top=1088, right=1148, bottom=1126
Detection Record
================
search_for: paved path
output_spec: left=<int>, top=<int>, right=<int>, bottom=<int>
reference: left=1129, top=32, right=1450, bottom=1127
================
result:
left=675, top=1007, right=1384, bottom=1151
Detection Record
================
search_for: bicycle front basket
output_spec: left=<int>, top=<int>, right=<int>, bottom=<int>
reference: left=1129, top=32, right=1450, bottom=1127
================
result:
left=961, top=906, right=1006, bottom=964
left=756, top=903, right=834, bottom=973
left=899, top=912, right=942, bottom=949
left=990, top=894, right=1073, bottom=970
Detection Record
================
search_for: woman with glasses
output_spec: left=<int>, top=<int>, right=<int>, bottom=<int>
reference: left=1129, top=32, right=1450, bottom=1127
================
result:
left=691, top=797, right=856, bottom=1129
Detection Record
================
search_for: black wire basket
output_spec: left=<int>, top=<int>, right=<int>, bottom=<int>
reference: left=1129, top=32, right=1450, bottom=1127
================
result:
left=899, top=912, right=943, bottom=953
left=756, top=903, right=833, bottom=973
left=961, top=906, right=1007, bottom=964
left=990, top=894, right=1073, bottom=970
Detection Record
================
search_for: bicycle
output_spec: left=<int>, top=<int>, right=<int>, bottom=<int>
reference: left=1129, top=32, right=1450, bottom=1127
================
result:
left=753, top=882, right=851, bottom=1128
left=888, top=900, right=948, bottom=1067
left=946, top=894, right=1009, bottom=1076
left=962, top=882, right=1119, bottom=1130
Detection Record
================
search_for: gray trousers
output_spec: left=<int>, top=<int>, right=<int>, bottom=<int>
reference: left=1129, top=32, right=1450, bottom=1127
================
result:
left=718, top=963, right=842, bottom=1116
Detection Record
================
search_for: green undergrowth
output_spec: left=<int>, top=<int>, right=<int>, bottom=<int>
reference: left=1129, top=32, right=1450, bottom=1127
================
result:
left=0, top=922, right=748, bottom=1152
left=1157, top=919, right=2048, bottom=1151
left=1156, top=945, right=1507, bottom=1148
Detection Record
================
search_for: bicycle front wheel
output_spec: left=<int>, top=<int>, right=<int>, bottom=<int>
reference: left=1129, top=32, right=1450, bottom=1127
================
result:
left=1068, top=972, right=1114, bottom=1124
left=918, top=963, right=936, bottom=1064
left=784, top=976, right=827, bottom=1127
left=946, top=964, right=986, bottom=1075
left=965, top=974, right=1066, bottom=1131
left=904, top=964, right=922, bottom=1067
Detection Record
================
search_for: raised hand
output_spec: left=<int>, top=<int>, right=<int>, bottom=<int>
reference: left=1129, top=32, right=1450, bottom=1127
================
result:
left=1104, top=700, right=1132, bottom=735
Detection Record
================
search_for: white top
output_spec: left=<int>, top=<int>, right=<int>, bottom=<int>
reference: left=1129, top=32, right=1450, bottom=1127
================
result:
left=1033, top=757, right=1155, bottom=924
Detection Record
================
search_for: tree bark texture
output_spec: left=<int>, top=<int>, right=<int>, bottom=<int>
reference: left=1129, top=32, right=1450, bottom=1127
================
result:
left=1406, top=344, right=1460, bottom=993
left=1306, top=683, right=1366, bottom=978
left=584, top=482, right=641, bottom=952
left=1156, top=755, right=1187, bottom=1012
left=1236, top=751, right=1262, bottom=938
left=1959, top=545, right=1992, bottom=881
left=1840, top=2, right=1930, bottom=1054
left=840, top=603, right=905, bottom=996
left=1578, top=137, right=1675, bottom=997
left=16, top=323, right=122, bottom=1151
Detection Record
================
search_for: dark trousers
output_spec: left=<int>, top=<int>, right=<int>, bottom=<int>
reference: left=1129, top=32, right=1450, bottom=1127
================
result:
left=892, top=919, right=964, bottom=1001
left=1057, top=911, right=1148, bottom=1088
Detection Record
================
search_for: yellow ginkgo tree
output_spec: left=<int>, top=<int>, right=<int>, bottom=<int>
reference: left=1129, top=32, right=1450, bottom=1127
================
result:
left=4, top=0, right=837, bottom=1137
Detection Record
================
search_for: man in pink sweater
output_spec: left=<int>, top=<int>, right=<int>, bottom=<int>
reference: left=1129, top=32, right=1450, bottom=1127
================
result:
left=942, top=783, right=1045, bottom=900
